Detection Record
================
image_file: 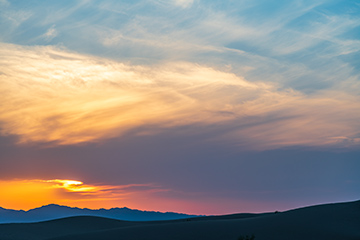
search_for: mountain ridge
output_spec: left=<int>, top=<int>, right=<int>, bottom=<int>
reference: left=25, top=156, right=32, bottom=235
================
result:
left=0, top=204, right=200, bottom=223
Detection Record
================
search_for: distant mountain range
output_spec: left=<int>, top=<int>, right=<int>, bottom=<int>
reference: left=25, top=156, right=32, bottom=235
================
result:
left=0, top=204, right=199, bottom=223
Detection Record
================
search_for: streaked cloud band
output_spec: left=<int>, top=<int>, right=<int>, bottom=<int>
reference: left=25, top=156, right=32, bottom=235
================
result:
left=0, top=43, right=359, bottom=149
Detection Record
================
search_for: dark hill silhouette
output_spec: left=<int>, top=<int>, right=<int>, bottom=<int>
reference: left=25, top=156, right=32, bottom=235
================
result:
left=0, top=200, right=359, bottom=240
left=0, top=204, right=198, bottom=223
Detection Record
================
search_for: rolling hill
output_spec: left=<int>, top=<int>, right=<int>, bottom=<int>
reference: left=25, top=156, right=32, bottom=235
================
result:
left=0, top=200, right=359, bottom=240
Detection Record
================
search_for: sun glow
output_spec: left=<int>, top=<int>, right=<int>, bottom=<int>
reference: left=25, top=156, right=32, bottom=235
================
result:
left=44, top=179, right=97, bottom=192
left=0, top=179, right=162, bottom=211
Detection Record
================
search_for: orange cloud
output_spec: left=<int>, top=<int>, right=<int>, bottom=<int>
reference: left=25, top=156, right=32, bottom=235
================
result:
left=0, top=43, right=359, bottom=149
left=43, top=179, right=98, bottom=193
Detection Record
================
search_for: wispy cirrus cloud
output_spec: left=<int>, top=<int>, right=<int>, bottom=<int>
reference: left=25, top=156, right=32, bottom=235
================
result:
left=0, top=1, right=359, bottom=150
left=0, top=43, right=359, bottom=149
left=41, top=25, right=58, bottom=41
left=1, top=1, right=358, bottom=88
left=172, top=0, right=194, bottom=9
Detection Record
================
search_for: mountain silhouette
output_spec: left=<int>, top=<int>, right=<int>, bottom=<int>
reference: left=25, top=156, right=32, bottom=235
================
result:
left=0, top=204, right=198, bottom=223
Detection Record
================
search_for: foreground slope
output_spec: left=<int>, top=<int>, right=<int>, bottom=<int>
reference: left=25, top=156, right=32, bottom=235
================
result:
left=0, top=216, right=138, bottom=240
left=0, top=200, right=359, bottom=240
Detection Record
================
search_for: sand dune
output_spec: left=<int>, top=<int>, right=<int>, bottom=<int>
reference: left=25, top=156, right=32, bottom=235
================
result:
left=0, top=200, right=359, bottom=240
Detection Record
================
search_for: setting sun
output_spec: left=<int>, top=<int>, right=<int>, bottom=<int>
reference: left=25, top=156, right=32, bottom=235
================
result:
left=0, top=179, right=121, bottom=210
left=44, top=179, right=97, bottom=192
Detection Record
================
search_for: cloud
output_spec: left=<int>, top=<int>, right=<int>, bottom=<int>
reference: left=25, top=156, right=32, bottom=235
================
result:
left=173, top=0, right=194, bottom=8
left=44, top=179, right=98, bottom=193
left=0, top=43, right=359, bottom=149
left=0, top=8, right=32, bottom=28
left=42, top=25, right=57, bottom=41
left=88, top=0, right=360, bottom=94
left=1, top=1, right=358, bottom=92
left=0, top=43, right=263, bottom=145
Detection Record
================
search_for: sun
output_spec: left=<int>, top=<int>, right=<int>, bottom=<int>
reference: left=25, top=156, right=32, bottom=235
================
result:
left=45, top=179, right=97, bottom=192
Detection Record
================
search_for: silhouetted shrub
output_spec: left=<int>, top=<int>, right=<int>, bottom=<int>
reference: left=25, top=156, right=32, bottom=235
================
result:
left=238, top=234, right=255, bottom=240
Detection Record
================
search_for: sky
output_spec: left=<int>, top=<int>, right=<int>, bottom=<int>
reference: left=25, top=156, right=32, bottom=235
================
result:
left=0, top=0, right=359, bottom=215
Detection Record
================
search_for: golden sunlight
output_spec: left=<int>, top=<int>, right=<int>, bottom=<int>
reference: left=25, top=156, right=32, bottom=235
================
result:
left=0, top=179, right=159, bottom=210
left=44, top=179, right=97, bottom=192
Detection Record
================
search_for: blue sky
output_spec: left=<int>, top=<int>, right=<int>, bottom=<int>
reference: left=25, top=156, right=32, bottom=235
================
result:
left=0, top=0, right=359, bottom=214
